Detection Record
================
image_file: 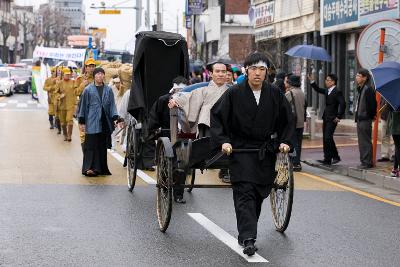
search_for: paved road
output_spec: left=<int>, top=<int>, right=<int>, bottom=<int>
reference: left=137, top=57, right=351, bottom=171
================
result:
left=1, top=94, right=400, bottom=266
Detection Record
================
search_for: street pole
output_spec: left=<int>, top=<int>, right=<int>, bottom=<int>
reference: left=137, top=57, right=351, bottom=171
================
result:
left=176, top=10, right=179, bottom=33
left=372, top=28, right=385, bottom=166
left=136, top=0, right=142, bottom=31
left=156, top=0, right=161, bottom=31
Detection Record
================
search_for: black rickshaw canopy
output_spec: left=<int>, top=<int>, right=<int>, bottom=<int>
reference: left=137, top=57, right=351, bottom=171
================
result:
left=127, top=31, right=189, bottom=121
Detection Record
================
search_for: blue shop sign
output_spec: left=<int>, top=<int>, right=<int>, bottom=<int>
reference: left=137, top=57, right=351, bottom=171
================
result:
left=322, top=0, right=358, bottom=28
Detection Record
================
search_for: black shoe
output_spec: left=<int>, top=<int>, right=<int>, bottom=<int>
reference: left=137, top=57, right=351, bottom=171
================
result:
left=174, top=197, right=186, bottom=204
left=377, top=157, right=390, bottom=162
left=358, top=164, right=373, bottom=169
left=317, top=159, right=331, bottom=165
left=331, top=158, right=341, bottom=165
left=293, top=164, right=302, bottom=172
left=243, top=239, right=257, bottom=256
left=144, top=167, right=155, bottom=171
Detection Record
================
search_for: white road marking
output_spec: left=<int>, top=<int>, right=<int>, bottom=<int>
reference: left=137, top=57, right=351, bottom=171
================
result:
left=8, top=100, right=18, bottom=104
left=37, top=103, right=42, bottom=108
left=0, top=103, right=6, bottom=107
left=27, top=100, right=36, bottom=104
left=107, top=149, right=157, bottom=184
left=16, top=103, right=28, bottom=108
left=188, top=213, right=269, bottom=263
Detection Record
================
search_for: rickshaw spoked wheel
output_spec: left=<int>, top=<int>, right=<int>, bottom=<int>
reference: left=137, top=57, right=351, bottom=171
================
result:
left=127, top=126, right=139, bottom=192
left=269, top=152, right=294, bottom=233
left=156, top=141, right=173, bottom=232
left=186, top=169, right=196, bottom=193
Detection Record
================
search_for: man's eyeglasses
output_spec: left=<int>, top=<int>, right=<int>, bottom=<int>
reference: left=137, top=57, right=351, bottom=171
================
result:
left=325, top=78, right=333, bottom=81
left=248, top=66, right=267, bottom=72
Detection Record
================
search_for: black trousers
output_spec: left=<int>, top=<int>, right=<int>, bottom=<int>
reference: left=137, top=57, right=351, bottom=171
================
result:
left=232, top=182, right=272, bottom=242
left=292, top=127, right=304, bottom=165
left=323, top=120, right=339, bottom=161
left=393, top=135, right=400, bottom=169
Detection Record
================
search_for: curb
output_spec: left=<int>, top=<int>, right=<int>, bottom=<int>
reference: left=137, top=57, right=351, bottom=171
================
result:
left=303, top=160, right=400, bottom=193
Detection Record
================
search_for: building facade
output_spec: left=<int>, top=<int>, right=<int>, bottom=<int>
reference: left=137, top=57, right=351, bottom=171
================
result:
left=189, top=0, right=255, bottom=63
left=0, top=0, right=14, bottom=62
left=254, top=0, right=400, bottom=119
left=49, top=0, right=84, bottom=35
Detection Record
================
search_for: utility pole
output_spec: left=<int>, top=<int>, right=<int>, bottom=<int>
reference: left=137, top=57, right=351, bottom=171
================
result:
left=146, top=0, right=150, bottom=30
left=136, top=0, right=142, bottom=31
left=176, top=10, right=179, bottom=33
left=156, top=0, right=162, bottom=31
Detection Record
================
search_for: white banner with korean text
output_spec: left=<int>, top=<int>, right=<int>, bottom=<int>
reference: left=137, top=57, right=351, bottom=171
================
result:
left=33, top=47, right=86, bottom=62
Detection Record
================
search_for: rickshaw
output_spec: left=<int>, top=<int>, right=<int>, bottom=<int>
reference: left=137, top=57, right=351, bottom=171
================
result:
left=125, top=31, right=189, bottom=191
left=125, top=31, right=294, bottom=234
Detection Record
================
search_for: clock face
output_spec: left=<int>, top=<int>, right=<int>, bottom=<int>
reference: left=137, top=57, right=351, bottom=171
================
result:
left=357, top=20, right=400, bottom=69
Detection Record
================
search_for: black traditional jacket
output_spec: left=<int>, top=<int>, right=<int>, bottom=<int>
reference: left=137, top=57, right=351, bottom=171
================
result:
left=210, top=80, right=294, bottom=185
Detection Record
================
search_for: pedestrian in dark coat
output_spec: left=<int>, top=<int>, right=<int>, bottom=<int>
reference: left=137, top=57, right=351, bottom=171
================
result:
left=308, top=73, right=346, bottom=165
left=78, top=67, right=122, bottom=176
left=355, top=68, right=377, bottom=169
left=210, top=52, right=294, bottom=256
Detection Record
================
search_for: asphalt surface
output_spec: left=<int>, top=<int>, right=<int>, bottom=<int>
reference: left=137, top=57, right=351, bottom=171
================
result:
left=1, top=94, right=400, bottom=266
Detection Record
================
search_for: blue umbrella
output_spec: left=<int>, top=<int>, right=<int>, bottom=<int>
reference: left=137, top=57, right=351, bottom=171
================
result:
left=285, top=44, right=332, bottom=62
left=371, top=61, right=400, bottom=111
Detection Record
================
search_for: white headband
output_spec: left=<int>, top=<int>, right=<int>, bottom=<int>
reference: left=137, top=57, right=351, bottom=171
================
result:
left=248, top=61, right=268, bottom=68
left=113, top=78, right=121, bottom=83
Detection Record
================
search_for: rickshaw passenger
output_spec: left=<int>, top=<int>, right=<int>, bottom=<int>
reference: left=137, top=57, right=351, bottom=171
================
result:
left=210, top=52, right=294, bottom=256
left=168, top=62, right=228, bottom=137
left=168, top=62, right=231, bottom=182
left=148, top=76, right=189, bottom=204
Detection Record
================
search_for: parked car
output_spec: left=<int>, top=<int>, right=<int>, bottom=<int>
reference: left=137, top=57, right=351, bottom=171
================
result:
left=20, top=58, right=33, bottom=68
left=0, top=68, right=14, bottom=96
left=9, top=68, right=31, bottom=93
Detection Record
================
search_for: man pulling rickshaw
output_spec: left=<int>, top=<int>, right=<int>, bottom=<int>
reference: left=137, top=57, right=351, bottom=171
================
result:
left=210, top=52, right=294, bottom=256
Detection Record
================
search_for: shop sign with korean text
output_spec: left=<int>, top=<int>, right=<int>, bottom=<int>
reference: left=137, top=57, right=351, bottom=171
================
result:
left=359, top=0, right=399, bottom=26
left=186, top=0, right=204, bottom=16
left=255, top=25, right=275, bottom=42
left=255, top=1, right=275, bottom=28
left=321, top=0, right=359, bottom=34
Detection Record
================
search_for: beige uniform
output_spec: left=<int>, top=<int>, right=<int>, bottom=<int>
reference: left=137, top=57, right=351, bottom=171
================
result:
left=74, top=73, right=94, bottom=144
left=43, top=77, right=56, bottom=116
left=55, top=79, right=76, bottom=126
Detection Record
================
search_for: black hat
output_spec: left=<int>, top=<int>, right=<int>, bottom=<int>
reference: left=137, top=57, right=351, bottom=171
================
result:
left=275, top=71, right=286, bottom=81
left=288, top=75, right=301, bottom=87
left=93, top=67, right=105, bottom=76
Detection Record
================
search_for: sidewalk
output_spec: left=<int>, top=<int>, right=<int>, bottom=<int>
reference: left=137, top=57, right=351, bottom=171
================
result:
left=302, top=119, right=400, bottom=192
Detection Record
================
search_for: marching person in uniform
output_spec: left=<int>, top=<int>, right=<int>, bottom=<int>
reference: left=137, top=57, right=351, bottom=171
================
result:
left=43, top=67, right=57, bottom=129
left=55, top=68, right=76, bottom=141
left=75, top=58, right=96, bottom=148
left=78, top=67, right=122, bottom=177
left=53, top=67, right=63, bottom=134
left=210, top=52, right=294, bottom=256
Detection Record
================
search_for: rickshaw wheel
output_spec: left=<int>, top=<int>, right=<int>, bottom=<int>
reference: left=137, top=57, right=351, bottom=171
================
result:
left=270, top=153, right=294, bottom=233
left=186, top=169, right=196, bottom=193
left=156, top=142, right=173, bottom=232
left=126, top=126, right=139, bottom=192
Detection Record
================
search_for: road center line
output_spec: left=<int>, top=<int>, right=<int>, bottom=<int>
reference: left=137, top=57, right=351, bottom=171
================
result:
left=187, top=213, right=269, bottom=263
left=301, top=172, right=400, bottom=207
left=107, top=149, right=157, bottom=184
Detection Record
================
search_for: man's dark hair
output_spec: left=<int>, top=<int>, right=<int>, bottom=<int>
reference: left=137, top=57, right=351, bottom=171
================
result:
left=357, top=68, right=370, bottom=81
left=172, top=76, right=189, bottom=85
left=327, top=73, right=338, bottom=85
left=226, top=65, right=233, bottom=73
left=243, top=51, right=270, bottom=68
